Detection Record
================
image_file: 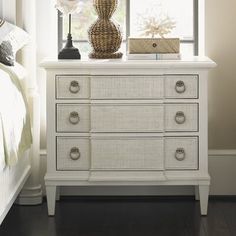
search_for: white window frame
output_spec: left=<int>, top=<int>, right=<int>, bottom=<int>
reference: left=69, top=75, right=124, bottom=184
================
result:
left=58, top=0, right=199, bottom=55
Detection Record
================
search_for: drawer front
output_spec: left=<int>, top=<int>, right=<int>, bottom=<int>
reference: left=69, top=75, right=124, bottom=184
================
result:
left=165, top=137, right=198, bottom=170
left=165, top=75, right=198, bottom=99
left=165, top=104, right=198, bottom=132
left=91, top=105, right=164, bottom=132
left=56, top=76, right=90, bottom=99
left=91, top=138, right=164, bottom=170
left=91, top=76, right=164, bottom=99
left=57, top=137, right=90, bottom=170
left=57, top=104, right=90, bottom=132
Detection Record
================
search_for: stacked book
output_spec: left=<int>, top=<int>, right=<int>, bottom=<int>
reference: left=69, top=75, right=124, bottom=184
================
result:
left=127, top=37, right=181, bottom=60
left=127, top=53, right=181, bottom=60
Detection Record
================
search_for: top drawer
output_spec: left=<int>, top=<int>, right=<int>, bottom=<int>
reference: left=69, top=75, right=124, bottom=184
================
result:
left=56, top=75, right=90, bottom=99
left=55, top=75, right=198, bottom=100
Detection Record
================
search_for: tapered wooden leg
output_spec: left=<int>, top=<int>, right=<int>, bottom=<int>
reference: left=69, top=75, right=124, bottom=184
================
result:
left=195, top=186, right=200, bottom=201
left=199, top=185, right=209, bottom=216
left=56, top=186, right=60, bottom=201
left=46, top=185, right=57, bottom=216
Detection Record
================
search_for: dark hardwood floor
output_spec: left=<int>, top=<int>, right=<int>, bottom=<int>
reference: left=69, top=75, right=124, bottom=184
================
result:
left=1, top=197, right=236, bottom=236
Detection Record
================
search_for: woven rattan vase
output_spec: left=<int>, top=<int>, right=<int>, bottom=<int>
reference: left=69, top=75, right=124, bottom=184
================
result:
left=88, top=0, right=123, bottom=59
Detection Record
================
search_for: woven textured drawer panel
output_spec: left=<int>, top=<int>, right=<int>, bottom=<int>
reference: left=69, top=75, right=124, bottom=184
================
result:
left=165, top=104, right=198, bottom=132
left=91, top=76, right=164, bottom=99
left=165, top=75, right=198, bottom=99
left=57, top=104, right=90, bottom=132
left=91, top=105, right=164, bottom=132
left=91, top=138, right=164, bottom=170
left=165, top=137, right=198, bottom=170
left=57, top=137, right=90, bottom=171
left=56, top=76, right=90, bottom=99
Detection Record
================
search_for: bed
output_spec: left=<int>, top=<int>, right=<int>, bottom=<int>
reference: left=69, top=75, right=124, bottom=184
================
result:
left=0, top=0, right=41, bottom=225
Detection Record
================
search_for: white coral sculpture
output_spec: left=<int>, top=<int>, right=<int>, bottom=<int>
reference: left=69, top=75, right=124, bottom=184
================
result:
left=139, top=15, right=176, bottom=38
left=55, top=0, right=84, bottom=15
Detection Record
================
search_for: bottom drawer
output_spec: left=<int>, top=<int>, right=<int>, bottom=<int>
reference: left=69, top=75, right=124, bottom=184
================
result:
left=56, top=137, right=198, bottom=171
left=165, top=137, right=199, bottom=170
left=57, top=137, right=90, bottom=171
left=91, top=138, right=164, bottom=170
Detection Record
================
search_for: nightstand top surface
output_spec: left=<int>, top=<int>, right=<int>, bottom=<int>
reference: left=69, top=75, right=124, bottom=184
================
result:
left=40, top=56, right=216, bottom=69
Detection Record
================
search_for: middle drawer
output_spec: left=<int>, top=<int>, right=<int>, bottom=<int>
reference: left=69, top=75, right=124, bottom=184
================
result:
left=56, top=104, right=198, bottom=133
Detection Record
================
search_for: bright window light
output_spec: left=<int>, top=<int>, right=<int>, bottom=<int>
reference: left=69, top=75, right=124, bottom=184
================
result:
left=59, top=0, right=198, bottom=56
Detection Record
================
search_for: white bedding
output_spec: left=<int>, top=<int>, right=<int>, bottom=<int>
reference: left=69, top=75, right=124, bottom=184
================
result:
left=0, top=62, right=32, bottom=170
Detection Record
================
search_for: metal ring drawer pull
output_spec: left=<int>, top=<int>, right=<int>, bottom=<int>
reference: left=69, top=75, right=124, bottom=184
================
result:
left=175, top=148, right=186, bottom=161
left=69, top=111, right=80, bottom=125
left=70, top=147, right=81, bottom=160
left=152, top=42, right=157, bottom=48
left=175, top=80, right=186, bottom=94
left=175, top=111, right=186, bottom=124
left=69, top=80, right=80, bottom=94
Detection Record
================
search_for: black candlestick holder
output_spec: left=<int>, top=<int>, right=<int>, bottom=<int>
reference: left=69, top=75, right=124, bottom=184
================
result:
left=58, top=14, right=81, bottom=60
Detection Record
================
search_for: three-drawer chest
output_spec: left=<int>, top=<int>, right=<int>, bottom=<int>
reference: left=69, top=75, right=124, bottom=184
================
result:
left=41, top=57, right=216, bottom=216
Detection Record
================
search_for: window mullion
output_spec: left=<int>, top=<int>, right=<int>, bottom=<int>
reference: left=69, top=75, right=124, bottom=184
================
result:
left=126, top=0, right=130, bottom=53
left=193, top=0, right=199, bottom=55
left=58, top=11, right=63, bottom=52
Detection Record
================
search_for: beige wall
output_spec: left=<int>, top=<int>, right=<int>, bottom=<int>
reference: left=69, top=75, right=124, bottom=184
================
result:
left=38, top=0, right=236, bottom=150
left=206, top=0, right=236, bottom=149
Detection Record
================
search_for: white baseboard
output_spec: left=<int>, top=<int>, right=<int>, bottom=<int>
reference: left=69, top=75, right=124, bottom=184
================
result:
left=208, top=149, right=236, bottom=156
left=208, top=149, right=236, bottom=195
left=39, top=149, right=236, bottom=196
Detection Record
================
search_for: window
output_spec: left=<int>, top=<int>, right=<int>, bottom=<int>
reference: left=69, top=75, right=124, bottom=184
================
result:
left=58, top=0, right=198, bottom=56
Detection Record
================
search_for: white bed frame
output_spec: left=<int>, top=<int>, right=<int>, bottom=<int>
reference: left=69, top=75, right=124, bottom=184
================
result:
left=0, top=0, right=42, bottom=225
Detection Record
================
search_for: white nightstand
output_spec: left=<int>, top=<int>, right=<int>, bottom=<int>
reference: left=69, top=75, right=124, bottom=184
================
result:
left=41, top=57, right=216, bottom=216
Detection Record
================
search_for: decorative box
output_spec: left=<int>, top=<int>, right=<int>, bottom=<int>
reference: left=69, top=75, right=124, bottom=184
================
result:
left=128, top=38, right=180, bottom=54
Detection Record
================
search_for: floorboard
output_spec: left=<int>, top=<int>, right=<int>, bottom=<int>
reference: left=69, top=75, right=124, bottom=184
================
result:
left=0, top=197, right=236, bottom=236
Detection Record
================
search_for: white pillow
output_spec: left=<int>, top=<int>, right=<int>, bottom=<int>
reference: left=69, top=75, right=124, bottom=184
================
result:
left=0, top=19, right=30, bottom=52
left=0, top=19, right=14, bottom=44
left=0, top=19, right=30, bottom=65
